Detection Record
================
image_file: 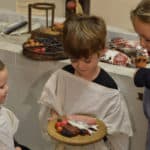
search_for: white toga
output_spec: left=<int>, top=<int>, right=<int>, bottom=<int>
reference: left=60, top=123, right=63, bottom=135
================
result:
left=39, top=69, right=133, bottom=150
left=0, top=106, right=19, bottom=150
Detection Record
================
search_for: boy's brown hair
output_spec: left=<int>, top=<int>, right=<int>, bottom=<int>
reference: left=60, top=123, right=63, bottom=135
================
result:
left=0, top=60, right=5, bottom=71
left=130, top=0, right=150, bottom=23
left=63, top=14, right=106, bottom=58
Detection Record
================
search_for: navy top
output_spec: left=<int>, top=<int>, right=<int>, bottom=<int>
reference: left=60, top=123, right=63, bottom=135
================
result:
left=134, top=68, right=150, bottom=89
left=63, top=65, right=118, bottom=89
left=134, top=68, right=150, bottom=120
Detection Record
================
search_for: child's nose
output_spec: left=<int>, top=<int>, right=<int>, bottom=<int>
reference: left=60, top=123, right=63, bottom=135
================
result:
left=5, top=85, right=8, bottom=92
left=77, top=60, right=86, bottom=68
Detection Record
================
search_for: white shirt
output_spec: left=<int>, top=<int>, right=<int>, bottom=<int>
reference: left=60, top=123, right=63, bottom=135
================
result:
left=0, top=106, right=19, bottom=150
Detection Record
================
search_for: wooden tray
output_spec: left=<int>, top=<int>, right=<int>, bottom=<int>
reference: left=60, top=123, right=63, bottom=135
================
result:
left=47, top=119, right=107, bottom=145
left=22, top=40, right=68, bottom=61
left=23, top=47, right=68, bottom=61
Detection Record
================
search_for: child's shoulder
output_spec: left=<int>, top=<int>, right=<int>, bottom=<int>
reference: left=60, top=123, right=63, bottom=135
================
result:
left=0, top=106, right=18, bottom=124
left=1, top=106, right=11, bottom=112
left=62, top=64, right=74, bottom=74
left=1, top=106, right=17, bottom=118
left=94, top=68, right=118, bottom=89
left=62, top=65, right=118, bottom=89
left=100, top=69, right=118, bottom=90
left=134, top=68, right=150, bottom=88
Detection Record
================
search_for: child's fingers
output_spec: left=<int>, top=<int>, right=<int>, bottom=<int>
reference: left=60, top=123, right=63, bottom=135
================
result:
left=15, top=146, right=22, bottom=150
left=48, top=116, right=58, bottom=121
left=48, top=117, right=54, bottom=121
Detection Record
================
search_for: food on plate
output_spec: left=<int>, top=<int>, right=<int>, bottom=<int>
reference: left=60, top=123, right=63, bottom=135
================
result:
left=61, top=124, right=80, bottom=137
left=24, top=38, right=44, bottom=47
left=40, top=28, right=60, bottom=36
left=55, top=119, right=68, bottom=128
left=135, top=56, right=147, bottom=68
left=110, top=37, right=127, bottom=48
left=66, top=114, right=97, bottom=125
left=53, top=23, right=64, bottom=32
left=103, top=37, right=150, bottom=67
left=48, top=116, right=107, bottom=145
left=100, top=49, right=131, bottom=66
left=109, top=37, right=139, bottom=50
left=32, top=47, right=46, bottom=53
left=113, top=52, right=129, bottom=66
left=54, top=115, right=98, bottom=137
left=134, top=48, right=149, bottom=68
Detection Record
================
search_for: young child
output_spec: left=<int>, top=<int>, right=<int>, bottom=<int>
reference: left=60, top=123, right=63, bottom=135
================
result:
left=0, top=60, right=30, bottom=150
left=131, top=1, right=150, bottom=150
left=39, top=15, right=133, bottom=150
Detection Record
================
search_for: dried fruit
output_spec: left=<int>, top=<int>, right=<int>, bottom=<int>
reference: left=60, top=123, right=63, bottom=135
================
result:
left=56, top=126, right=63, bottom=133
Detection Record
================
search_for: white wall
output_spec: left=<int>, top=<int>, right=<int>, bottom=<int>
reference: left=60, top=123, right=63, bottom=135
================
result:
left=90, top=0, right=141, bottom=31
left=0, top=0, right=141, bottom=31
left=0, top=0, right=65, bottom=17
left=0, top=1, right=16, bottom=11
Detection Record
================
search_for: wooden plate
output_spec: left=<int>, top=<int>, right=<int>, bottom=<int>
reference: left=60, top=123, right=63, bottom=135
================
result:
left=47, top=119, right=107, bottom=145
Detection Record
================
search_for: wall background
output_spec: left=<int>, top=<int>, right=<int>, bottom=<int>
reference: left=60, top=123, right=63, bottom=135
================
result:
left=0, top=0, right=141, bottom=31
left=90, top=0, right=141, bottom=32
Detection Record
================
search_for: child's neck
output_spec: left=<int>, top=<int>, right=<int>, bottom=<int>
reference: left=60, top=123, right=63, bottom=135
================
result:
left=75, top=67, right=100, bottom=81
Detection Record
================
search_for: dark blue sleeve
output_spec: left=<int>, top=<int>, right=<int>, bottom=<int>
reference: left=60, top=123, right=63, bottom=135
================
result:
left=134, top=68, right=150, bottom=89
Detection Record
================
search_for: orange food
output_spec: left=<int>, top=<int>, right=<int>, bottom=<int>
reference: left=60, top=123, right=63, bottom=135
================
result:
left=56, top=126, right=63, bottom=133
left=54, top=23, right=64, bottom=30
left=135, top=56, right=147, bottom=68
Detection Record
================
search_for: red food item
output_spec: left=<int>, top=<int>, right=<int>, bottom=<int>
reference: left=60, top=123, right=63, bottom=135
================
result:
left=111, top=37, right=127, bottom=45
left=67, top=115, right=96, bottom=125
left=67, top=1, right=76, bottom=10
left=55, top=122, right=62, bottom=128
left=40, top=47, right=46, bottom=53
left=55, top=119, right=68, bottom=129
left=61, top=119, right=68, bottom=126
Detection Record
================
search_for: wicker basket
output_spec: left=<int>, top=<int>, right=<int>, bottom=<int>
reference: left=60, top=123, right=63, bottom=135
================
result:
left=23, top=48, right=67, bottom=61
left=23, top=27, right=68, bottom=61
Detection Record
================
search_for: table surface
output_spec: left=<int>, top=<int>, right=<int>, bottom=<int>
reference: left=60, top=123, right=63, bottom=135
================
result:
left=0, top=33, right=149, bottom=78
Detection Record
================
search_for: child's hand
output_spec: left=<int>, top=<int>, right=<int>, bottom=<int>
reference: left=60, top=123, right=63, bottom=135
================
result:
left=48, top=115, right=58, bottom=121
left=48, top=109, right=59, bottom=121
left=15, top=146, right=22, bottom=150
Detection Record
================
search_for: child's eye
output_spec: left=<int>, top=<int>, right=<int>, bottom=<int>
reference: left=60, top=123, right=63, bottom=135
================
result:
left=0, top=85, right=5, bottom=89
left=0, top=83, right=7, bottom=89
left=145, top=39, right=150, bottom=42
